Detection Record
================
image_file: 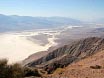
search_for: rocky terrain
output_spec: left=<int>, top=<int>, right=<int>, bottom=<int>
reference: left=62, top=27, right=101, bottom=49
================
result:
left=47, top=48, right=104, bottom=78
left=25, top=37, right=104, bottom=76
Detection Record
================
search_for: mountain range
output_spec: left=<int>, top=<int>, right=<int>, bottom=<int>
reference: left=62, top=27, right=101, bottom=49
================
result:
left=0, top=14, right=104, bottom=32
left=0, top=14, right=82, bottom=32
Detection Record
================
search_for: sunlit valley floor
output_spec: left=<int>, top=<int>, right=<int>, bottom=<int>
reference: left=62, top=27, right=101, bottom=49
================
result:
left=0, top=29, right=60, bottom=63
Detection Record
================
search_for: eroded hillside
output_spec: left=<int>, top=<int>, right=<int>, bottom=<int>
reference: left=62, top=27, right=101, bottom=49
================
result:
left=48, top=49, right=104, bottom=78
left=25, top=37, right=104, bottom=75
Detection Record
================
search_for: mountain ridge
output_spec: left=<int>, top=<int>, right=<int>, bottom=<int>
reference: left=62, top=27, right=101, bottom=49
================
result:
left=0, top=14, right=82, bottom=32
left=48, top=49, right=104, bottom=78
left=25, top=37, right=104, bottom=74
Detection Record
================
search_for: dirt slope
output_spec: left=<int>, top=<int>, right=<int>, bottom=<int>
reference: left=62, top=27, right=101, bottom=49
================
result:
left=49, top=50, right=104, bottom=78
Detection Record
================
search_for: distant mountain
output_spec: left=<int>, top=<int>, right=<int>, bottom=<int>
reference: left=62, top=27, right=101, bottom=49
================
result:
left=0, top=14, right=82, bottom=32
left=94, top=18, right=104, bottom=24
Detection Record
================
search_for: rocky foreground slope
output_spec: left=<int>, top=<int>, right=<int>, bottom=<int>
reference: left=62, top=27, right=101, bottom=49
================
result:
left=47, top=49, right=104, bottom=78
left=25, top=37, right=104, bottom=75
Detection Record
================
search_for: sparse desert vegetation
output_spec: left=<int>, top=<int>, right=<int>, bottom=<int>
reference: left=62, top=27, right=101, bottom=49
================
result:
left=0, top=59, right=43, bottom=78
left=46, top=50, right=104, bottom=78
left=0, top=59, right=24, bottom=78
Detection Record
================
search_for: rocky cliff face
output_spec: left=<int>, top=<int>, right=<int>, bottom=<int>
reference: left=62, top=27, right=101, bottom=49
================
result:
left=47, top=48, right=104, bottom=78
left=25, top=37, right=104, bottom=73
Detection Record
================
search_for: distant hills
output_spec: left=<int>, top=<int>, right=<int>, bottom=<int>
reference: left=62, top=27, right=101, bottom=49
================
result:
left=94, top=18, right=104, bottom=24
left=0, top=14, right=82, bottom=32
left=0, top=14, right=104, bottom=32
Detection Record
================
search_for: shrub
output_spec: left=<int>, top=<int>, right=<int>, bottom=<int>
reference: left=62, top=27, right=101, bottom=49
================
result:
left=53, top=68, right=63, bottom=74
left=24, top=67, right=42, bottom=77
left=0, top=59, right=8, bottom=78
left=0, top=59, right=43, bottom=78
left=0, top=59, right=23, bottom=78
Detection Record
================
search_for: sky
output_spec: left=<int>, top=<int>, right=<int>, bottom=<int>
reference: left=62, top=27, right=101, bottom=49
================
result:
left=0, top=0, right=104, bottom=21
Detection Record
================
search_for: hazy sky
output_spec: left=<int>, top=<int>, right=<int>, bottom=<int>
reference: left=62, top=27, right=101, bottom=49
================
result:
left=0, top=0, right=104, bottom=21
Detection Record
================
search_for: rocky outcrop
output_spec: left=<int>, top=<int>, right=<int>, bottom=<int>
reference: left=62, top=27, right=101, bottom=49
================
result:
left=47, top=49, right=104, bottom=78
left=25, top=37, right=104, bottom=73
